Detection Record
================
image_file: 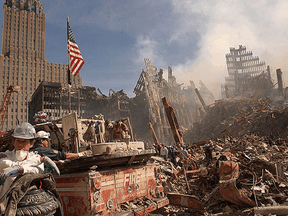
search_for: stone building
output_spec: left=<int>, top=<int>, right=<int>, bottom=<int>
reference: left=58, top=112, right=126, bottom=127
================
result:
left=0, top=0, right=82, bottom=130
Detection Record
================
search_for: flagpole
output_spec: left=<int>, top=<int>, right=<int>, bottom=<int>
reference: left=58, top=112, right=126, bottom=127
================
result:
left=67, top=16, right=71, bottom=113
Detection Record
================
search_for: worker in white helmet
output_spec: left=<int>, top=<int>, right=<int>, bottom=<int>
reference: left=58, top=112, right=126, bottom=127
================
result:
left=0, top=122, right=59, bottom=199
left=30, top=130, right=91, bottom=161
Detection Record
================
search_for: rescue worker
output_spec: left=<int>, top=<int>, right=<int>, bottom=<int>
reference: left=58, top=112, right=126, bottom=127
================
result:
left=104, top=119, right=114, bottom=142
left=182, top=146, right=188, bottom=157
left=167, top=146, right=172, bottom=159
left=204, top=140, right=214, bottom=166
left=30, top=131, right=90, bottom=161
left=171, top=146, right=177, bottom=166
left=0, top=122, right=59, bottom=199
left=113, top=120, right=130, bottom=139
left=156, top=144, right=161, bottom=156
left=83, top=121, right=96, bottom=144
left=160, top=143, right=168, bottom=161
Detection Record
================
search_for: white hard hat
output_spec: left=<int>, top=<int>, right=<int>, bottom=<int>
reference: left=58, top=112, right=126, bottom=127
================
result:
left=12, top=122, right=36, bottom=139
left=36, top=131, right=50, bottom=139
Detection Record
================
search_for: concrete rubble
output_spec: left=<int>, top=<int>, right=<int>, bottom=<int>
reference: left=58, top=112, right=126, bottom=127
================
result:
left=147, top=98, right=288, bottom=216
left=148, top=133, right=288, bottom=215
left=4, top=55, right=288, bottom=215
left=184, top=98, right=288, bottom=141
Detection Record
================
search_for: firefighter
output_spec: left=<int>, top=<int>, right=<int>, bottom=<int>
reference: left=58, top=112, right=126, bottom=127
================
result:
left=204, top=140, right=214, bottom=166
left=160, top=143, right=168, bottom=161
left=182, top=146, right=188, bottom=157
left=113, top=120, right=130, bottom=139
left=30, top=131, right=91, bottom=162
left=0, top=122, right=59, bottom=198
left=167, top=146, right=172, bottom=159
left=171, top=146, right=177, bottom=166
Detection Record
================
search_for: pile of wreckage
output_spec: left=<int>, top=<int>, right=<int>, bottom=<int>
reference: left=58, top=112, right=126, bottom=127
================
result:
left=149, top=134, right=288, bottom=216
left=184, top=98, right=288, bottom=142
left=146, top=98, right=288, bottom=215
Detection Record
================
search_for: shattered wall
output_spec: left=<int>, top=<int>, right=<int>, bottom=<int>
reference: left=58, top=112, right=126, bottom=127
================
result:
left=28, top=81, right=132, bottom=124
left=132, top=59, right=212, bottom=145
left=223, top=45, right=268, bottom=98
left=29, top=60, right=216, bottom=146
left=184, top=98, right=288, bottom=142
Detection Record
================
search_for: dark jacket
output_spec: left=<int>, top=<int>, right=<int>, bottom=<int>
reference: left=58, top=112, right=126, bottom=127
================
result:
left=30, top=142, right=66, bottom=161
left=0, top=173, right=63, bottom=216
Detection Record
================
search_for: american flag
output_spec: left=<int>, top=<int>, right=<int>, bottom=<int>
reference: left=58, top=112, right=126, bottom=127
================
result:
left=67, top=18, right=84, bottom=76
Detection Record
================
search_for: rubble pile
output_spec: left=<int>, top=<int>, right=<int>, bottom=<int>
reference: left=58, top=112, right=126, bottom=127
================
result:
left=150, top=134, right=288, bottom=215
left=184, top=98, right=288, bottom=142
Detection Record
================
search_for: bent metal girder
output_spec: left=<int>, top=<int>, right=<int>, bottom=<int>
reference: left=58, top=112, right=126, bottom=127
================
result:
left=219, top=160, right=256, bottom=207
left=162, top=97, right=198, bottom=170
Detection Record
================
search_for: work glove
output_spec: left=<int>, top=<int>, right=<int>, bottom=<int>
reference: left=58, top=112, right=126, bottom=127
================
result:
left=42, top=156, right=60, bottom=176
left=78, top=150, right=93, bottom=158
left=0, top=166, right=21, bottom=186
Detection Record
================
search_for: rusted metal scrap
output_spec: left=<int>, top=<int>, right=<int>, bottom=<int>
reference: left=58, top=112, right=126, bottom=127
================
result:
left=194, top=88, right=207, bottom=111
left=184, top=98, right=288, bottom=142
left=162, top=97, right=198, bottom=170
left=254, top=206, right=288, bottom=215
left=167, top=193, right=204, bottom=210
left=219, top=160, right=256, bottom=207
left=148, top=122, right=160, bottom=147
left=162, top=97, right=182, bottom=145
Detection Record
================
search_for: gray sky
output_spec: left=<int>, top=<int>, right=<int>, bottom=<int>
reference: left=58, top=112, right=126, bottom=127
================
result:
left=1, top=0, right=288, bottom=99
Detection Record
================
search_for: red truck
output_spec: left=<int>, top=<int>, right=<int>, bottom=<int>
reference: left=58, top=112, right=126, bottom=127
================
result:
left=33, top=113, right=169, bottom=215
left=55, top=163, right=168, bottom=215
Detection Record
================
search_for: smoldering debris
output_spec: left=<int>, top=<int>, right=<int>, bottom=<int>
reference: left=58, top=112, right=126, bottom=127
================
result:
left=148, top=98, right=288, bottom=215
left=184, top=98, right=288, bottom=142
left=148, top=134, right=288, bottom=215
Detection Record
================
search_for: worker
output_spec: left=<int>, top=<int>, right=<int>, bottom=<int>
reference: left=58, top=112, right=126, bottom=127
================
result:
left=204, top=140, right=214, bottom=166
left=83, top=121, right=97, bottom=144
left=182, top=146, right=188, bottom=157
left=113, top=120, right=130, bottom=139
left=0, top=122, right=59, bottom=198
left=104, top=119, right=114, bottom=142
left=167, top=146, right=172, bottom=159
left=171, top=146, right=177, bottom=166
left=30, top=131, right=91, bottom=161
left=160, top=143, right=168, bottom=161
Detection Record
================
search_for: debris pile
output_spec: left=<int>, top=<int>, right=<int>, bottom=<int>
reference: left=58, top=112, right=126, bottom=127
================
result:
left=150, top=134, right=288, bottom=215
left=185, top=98, right=288, bottom=142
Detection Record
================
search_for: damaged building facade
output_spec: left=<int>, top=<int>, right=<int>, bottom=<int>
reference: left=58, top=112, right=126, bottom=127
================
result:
left=222, top=45, right=273, bottom=99
left=29, top=59, right=215, bottom=145
left=28, top=81, right=131, bottom=123
left=0, top=0, right=82, bottom=130
left=129, top=59, right=213, bottom=144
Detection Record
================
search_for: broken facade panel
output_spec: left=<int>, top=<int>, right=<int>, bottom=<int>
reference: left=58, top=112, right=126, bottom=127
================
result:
left=132, top=59, right=204, bottom=144
left=28, top=81, right=132, bottom=124
left=222, top=45, right=268, bottom=98
left=276, top=68, right=284, bottom=96
left=29, top=59, right=215, bottom=145
left=198, top=80, right=215, bottom=105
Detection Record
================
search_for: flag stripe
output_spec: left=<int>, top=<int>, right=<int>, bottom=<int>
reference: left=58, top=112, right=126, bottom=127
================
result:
left=67, top=21, right=84, bottom=76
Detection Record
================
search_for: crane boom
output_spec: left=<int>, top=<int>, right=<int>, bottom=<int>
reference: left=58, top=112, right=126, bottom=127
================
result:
left=0, top=85, right=19, bottom=129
